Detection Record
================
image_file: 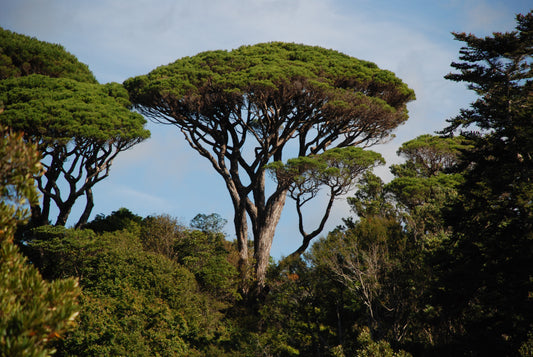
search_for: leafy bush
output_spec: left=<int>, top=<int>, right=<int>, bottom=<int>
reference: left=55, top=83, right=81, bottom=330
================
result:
left=26, top=226, right=230, bottom=356
left=175, top=230, right=239, bottom=300
left=83, top=208, right=143, bottom=233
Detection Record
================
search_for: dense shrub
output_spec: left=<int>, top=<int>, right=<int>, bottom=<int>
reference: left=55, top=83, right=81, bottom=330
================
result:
left=25, top=226, right=230, bottom=356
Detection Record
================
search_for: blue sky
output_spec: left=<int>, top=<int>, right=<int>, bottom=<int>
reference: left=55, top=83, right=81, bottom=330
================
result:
left=1, top=0, right=531, bottom=259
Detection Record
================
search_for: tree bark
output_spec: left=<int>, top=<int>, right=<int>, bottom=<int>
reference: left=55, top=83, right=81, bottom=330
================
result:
left=253, top=190, right=287, bottom=289
left=75, top=187, right=94, bottom=228
left=233, top=201, right=250, bottom=292
left=55, top=200, right=74, bottom=226
left=36, top=163, right=62, bottom=226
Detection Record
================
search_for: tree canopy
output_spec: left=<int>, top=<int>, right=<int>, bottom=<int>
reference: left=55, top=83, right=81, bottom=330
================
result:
left=0, top=75, right=147, bottom=142
left=0, top=75, right=150, bottom=227
left=268, top=146, right=385, bottom=256
left=3, top=11, right=532, bottom=354
left=0, top=27, right=96, bottom=83
left=385, top=134, right=469, bottom=241
left=0, top=28, right=150, bottom=227
left=124, top=42, right=415, bottom=289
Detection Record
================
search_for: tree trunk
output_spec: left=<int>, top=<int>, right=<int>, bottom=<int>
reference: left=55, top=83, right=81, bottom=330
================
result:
left=40, top=193, right=51, bottom=225
left=253, top=191, right=287, bottom=290
left=55, top=197, right=76, bottom=226
left=75, top=188, right=94, bottom=228
left=37, top=169, right=60, bottom=226
left=233, top=203, right=250, bottom=292
left=30, top=204, right=46, bottom=227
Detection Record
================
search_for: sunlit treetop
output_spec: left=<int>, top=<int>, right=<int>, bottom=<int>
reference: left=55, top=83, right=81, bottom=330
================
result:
left=0, top=74, right=150, bottom=227
left=125, top=42, right=415, bottom=154
left=0, top=27, right=96, bottom=83
left=0, top=74, right=149, bottom=143
left=391, top=134, right=472, bottom=178
left=128, top=41, right=414, bottom=102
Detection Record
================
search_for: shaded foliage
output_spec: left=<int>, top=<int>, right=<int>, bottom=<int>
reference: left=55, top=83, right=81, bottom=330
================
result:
left=0, top=126, right=80, bottom=357
left=309, top=217, right=421, bottom=345
left=84, top=207, right=143, bottom=234
left=431, top=12, right=533, bottom=355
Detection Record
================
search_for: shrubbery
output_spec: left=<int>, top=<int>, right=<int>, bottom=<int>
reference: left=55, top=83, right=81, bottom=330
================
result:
left=23, top=217, right=239, bottom=356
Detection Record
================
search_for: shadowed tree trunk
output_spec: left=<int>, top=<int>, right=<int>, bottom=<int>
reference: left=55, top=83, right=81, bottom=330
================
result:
left=76, top=187, right=94, bottom=228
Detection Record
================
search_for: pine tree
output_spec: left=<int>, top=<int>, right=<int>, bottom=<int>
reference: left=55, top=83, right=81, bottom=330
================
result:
left=435, top=12, right=533, bottom=355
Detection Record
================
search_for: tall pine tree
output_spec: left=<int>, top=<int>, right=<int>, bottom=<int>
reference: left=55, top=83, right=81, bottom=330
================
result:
left=436, top=12, right=533, bottom=355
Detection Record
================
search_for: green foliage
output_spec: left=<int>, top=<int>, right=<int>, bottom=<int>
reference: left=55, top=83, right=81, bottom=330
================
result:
left=3, top=14, right=530, bottom=357
left=520, top=330, right=533, bottom=357
left=140, top=214, right=239, bottom=300
left=390, top=134, right=470, bottom=178
left=0, top=75, right=148, bottom=143
left=124, top=42, right=415, bottom=287
left=175, top=230, right=239, bottom=300
left=0, top=28, right=150, bottom=227
left=0, top=241, right=80, bottom=357
left=355, top=328, right=411, bottom=357
left=0, top=27, right=96, bottom=83
left=340, top=135, right=473, bottom=352
left=347, top=172, right=396, bottom=220
left=125, top=42, right=414, bottom=117
left=431, top=11, right=533, bottom=355
left=25, top=226, right=230, bottom=356
left=268, top=147, right=385, bottom=256
left=268, top=147, right=384, bottom=194
left=306, top=137, right=459, bottom=352
left=84, top=207, right=143, bottom=233
left=0, top=126, right=80, bottom=356
left=190, top=213, right=227, bottom=233
left=259, top=257, right=354, bottom=356
left=386, top=172, right=464, bottom=241
left=250, top=213, right=424, bottom=356
left=140, top=214, right=183, bottom=260
left=367, top=135, right=469, bottom=242
left=0, top=126, right=41, bottom=239
left=309, top=216, right=422, bottom=343
left=0, top=74, right=150, bottom=226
